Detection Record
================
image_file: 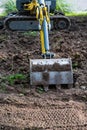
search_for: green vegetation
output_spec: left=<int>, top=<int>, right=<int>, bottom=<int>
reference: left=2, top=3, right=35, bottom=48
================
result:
left=0, top=73, right=27, bottom=86
left=22, top=31, right=37, bottom=37
left=36, top=87, right=44, bottom=94
left=66, top=12, right=87, bottom=16
left=0, top=0, right=17, bottom=16
left=0, top=0, right=87, bottom=17
left=72, top=62, right=79, bottom=69
left=56, top=0, right=87, bottom=16
left=6, top=73, right=27, bottom=85
left=56, top=0, right=73, bottom=14
left=0, top=73, right=28, bottom=93
left=0, top=12, right=6, bottom=17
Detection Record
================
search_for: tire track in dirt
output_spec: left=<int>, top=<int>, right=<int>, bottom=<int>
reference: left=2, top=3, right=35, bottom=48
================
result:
left=0, top=99, right=87, bottom=129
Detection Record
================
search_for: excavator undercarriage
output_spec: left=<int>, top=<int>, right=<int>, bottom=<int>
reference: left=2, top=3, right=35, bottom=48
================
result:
left=4, top=0, right=70, bottom=31
left=5, top=14, right=70, bottom=31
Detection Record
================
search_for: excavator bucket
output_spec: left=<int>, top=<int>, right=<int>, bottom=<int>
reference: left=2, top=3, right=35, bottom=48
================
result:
left=30, top=58, right=73, bottom=87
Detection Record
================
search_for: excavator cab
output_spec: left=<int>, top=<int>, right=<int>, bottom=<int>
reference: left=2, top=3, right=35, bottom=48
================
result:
left=4, top=0, right=73, bottom=89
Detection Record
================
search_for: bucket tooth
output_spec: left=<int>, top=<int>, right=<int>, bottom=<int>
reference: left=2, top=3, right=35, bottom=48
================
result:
left=30, top=58, right=73, bottom=86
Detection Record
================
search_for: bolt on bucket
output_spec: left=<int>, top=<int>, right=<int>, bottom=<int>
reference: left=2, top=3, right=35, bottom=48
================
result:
left=30, top=58, right=73, bottom=86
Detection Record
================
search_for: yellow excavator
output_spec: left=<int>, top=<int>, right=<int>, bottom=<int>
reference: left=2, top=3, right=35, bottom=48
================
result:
left=1, top=0, right=73, bottom=89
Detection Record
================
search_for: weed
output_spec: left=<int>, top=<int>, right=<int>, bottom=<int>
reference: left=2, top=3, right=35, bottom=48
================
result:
left=56, top=0, right=87, bottom=16
left=66, top=12, right=87, bottom=17
left=0, top=0, right=17, bottom=15
left=56, top=0, right=73, bottom=14
left=36, top=86, right=44, bottom=94
left=6, top=73, right=27, bottom=85
left=72, top=62, right=79, bottom=69
left=22, top=31, right=37, bottom=37
left=72, top=61, right=81, bottom=69
left=0, top=73, right=27, bottom=86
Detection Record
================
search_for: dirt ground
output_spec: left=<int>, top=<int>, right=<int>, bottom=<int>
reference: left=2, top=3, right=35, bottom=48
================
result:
left=0, top=16, right=87, bottom=129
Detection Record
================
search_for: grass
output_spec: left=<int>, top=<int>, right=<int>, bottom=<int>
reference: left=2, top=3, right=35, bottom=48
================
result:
left=6, top=73, right=27, bottom=85
left=56, top=0, right=87, bottom=16
left=0, top=0, right=17, bottom=16
left=0, top=73, right=28, bottom=93
left=56, top=0, right=73, bottom=14
left=0, top=73, right=27, bottom=86
left=0, top=13, right=7, bottom=17
left=22, top=31, right=37, bottom=37
left=0, top=0, right=87, bottom=17
left=66, top=12, right=87, bottom=17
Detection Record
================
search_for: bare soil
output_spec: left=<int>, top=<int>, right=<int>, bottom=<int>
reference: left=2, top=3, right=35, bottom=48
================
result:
left=0, top=16, right=87, bottom=130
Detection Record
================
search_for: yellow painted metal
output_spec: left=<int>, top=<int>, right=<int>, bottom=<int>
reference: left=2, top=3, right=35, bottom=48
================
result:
left=36, top=6, right=45, bottom=54
left=40, top=30, right=46, bottom=54
left=24, top=0, right=39, bottom=13
left=24, top=0, right=50, bottom=54
left=43, top=7, right=50, bottom=24
left=39, top=8, right=44, bottom=25
left=36, top=6, right=39, bottom=19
